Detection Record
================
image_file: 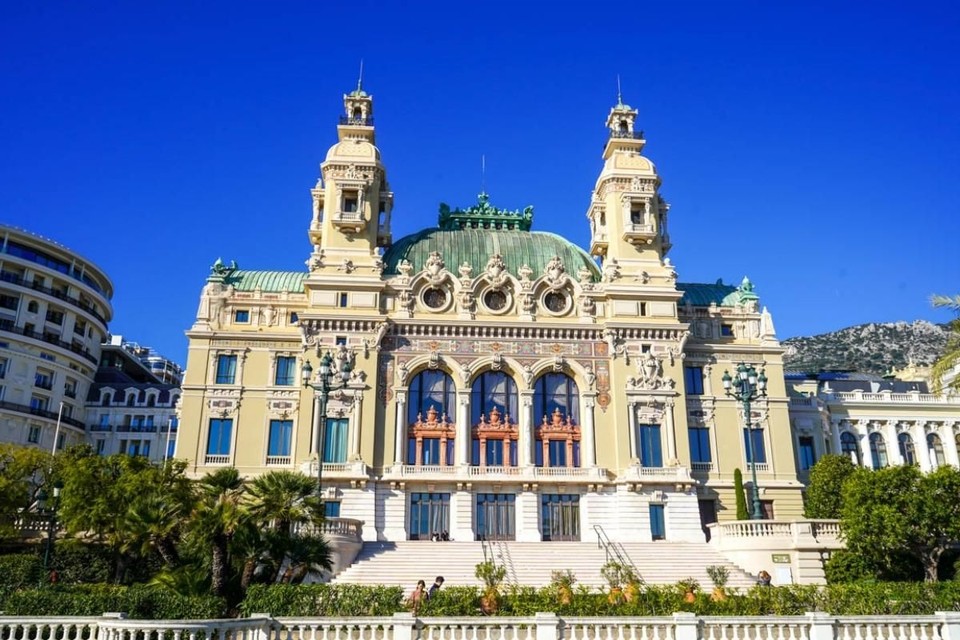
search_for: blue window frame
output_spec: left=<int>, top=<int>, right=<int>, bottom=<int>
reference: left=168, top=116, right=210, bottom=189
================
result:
left=743, top=427, right=767, bottom=464
left=684, top=366, right=704, bottom=395
left=798, top=436, right=817, bottom=471
left=486, top=440, right=505, bottom=465
left=166, top=438, right=176, bottom=459
left=638, top=424, right=663, bottom=467
left=275, top=356, right=297, bottom=386
left=548, top=440, right=567, bottom=467
left=268, top=419, right=293, bottom=457
left=234, top=310, right=250, bottom=323
left=207, top=418, right=233, bottom=455
left=324, top=501, right=341, bottom=518
left=840, top=431, right=861, bottom=465
left=898, top=432, right=916, bottom=466
left=215, top=355, right=237, bottom=384
left=533, top=373, right=579, bottom=424
left=471, top=372, right=519, bottom=424
left=688, top=427, right=711, bottom=463
left=422, top=438, right=441, bottom=465
left=323, top=418, right=348, bottom=463
left=649, top=504, right=666, bottom=540
left=869, top=432, right=887, bottom=468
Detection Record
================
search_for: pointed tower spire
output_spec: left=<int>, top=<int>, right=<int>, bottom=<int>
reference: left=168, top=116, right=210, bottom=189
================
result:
left=616, top=74, right=623, bottom=107
left=357, top=59, right=364, bottom=93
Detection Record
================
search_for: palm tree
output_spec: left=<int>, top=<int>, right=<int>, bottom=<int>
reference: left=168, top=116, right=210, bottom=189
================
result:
left=189, top=467, right=246, bottom=597
left=123, top=491, right=184, bottom=567
left=245, top=471, right=323, bottom=537
left=931, top=294, right=960, bottom=394
left=279, top=534, right=332, bottom=583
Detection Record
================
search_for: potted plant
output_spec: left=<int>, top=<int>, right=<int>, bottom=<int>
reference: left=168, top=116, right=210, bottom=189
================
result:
left=677, top=577, right=700, bottom=604
left=475, top=560, right=507, bottom=614
left=706, top=565, right=729, bottom=601
left=550, top=569, right=577, bottom=605
left=601, top=560, right=625, bottom=604
left=621, top=565, right=643, bottom=602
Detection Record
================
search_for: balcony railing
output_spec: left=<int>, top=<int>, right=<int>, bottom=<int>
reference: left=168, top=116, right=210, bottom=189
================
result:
left=116, top=424, right=157, bottom=433
left=339, top=115, right=374, bottom=126
left=610, top=129, right=644, bottom=139
left=691, top=462, right=713, bottom=472
left=204, top=454, right=231, bottom=465
left=88, top=423, right=112, bottom=432
left=0, top=319, right=97, bottom=364
left=63, top=388, right=76, bottom=398
left=34, top=379, right=53, bottom=390
left=265, top=455, right=292, bottom=466
left=0, top=400, right=85, bottom=429
left=826, top=391, right=960, bottom=405
left=0, top=269, right=107, bottom=324
left=388, top=464, right=607, bottom=481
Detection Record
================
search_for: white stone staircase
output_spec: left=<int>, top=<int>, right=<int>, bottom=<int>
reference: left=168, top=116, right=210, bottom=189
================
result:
left=331, top=541, right=756, bottom=589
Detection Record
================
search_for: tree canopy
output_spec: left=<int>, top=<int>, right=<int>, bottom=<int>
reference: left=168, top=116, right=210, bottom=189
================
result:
left=804, top=454, right=857, bottom=519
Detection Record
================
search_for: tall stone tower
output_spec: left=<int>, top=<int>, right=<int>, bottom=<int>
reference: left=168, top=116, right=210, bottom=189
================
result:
left=586, top=97, right=672, bottom=276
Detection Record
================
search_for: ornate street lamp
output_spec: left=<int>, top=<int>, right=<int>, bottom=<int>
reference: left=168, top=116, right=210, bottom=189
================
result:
left=722, top=363, right=768, bottom=520
left=301, top=352, right=353, bottom=506
left=37, top=480, right=63, bottom=580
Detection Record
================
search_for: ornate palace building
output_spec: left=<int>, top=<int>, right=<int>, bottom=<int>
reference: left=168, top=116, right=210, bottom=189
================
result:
left=178, top=85, right=804, bottom=544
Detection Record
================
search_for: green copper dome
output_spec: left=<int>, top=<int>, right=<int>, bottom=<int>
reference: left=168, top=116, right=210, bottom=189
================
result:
left=384, top=195, right=600, bottom=281
left=383, top=228, right=599, bottom=281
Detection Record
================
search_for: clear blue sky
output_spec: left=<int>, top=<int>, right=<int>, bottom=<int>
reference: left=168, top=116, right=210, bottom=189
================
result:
left=2, top=1, right=958, bottom=365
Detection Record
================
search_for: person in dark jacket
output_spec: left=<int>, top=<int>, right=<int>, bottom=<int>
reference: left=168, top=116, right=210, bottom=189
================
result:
left=428, top=576, right=445, bottom=598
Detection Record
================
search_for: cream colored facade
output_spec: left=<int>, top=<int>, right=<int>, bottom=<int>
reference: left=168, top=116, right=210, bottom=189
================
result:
left=0, top=225, right=113, bottom=451
left=178, top=87, right=804, bottom=543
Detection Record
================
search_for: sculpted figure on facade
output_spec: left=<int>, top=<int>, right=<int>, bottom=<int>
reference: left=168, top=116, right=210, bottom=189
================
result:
left=261, top=305, right=276, bottom=327
left=602, top=257, right=622, bottom=282
left=518, top=263, right=534, bottom=287
left=577, top=266, right=593, bottom=288
left=458, top=261, right=473, bottom=286
left=484, top=254, right=508, bottom=287
left=424, top=251, right=445, bottom=283
left=544, top=255, right=565, bottom=286
left=397, top=259, right=414, bottom=283
left=307, top=249, right=324, bottom=272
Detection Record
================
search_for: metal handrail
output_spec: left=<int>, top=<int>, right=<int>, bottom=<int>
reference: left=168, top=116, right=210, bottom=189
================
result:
left=593, top=524, right=642, bottom=580
left=493, top=539, right=518, bottom=587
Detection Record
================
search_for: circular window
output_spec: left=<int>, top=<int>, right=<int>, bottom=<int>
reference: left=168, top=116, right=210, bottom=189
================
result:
left=543, top=291, right=569, bottom=314
left=423, top=288, right=448, bottom=310
left=484, top=290, right=508, bottom=312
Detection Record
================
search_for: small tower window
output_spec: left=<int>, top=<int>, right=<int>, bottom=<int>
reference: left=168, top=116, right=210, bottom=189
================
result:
left=352, top=107, right=362, bottom=120
left=343, top=192, right=358, bottom=213
left=619, top=120, right=628, bottom=133
left=630, top=202, right=644, bottom=224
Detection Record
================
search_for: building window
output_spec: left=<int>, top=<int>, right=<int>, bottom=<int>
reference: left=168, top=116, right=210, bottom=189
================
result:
left=30, top=396, right=49, bottom=412
left=166, top=439, right=176, bottom=459
left=95, top=439, right=106, bottom=455
left=533, top=373, right=580, bottom=424
left=324, top=501, right=341, bottom=518
left=323, top=417, right=349, bottom=463
left=869, top=432, right=888, bottom=469
left=840, top=431, right=861, bottom=465
left=289, top=312, right=299, bottom=324
left=234, top=310, right=250, bottom=323
left=720, top=324, right=734, bottom=337
left=57, top=433, right=65, bottom=450
left=274, top=356, right=297, bottom=386
left=927, top=433, right=946, bottom=467
left=0, top=294, right=19, bottom=311
left=45, top=309, right=64, bottom=325
left=207, top=418, right=233, bottom=456
left=471, top=372, right=518, bottom=425
left=27, top=425, right=41, bottom=443
left=408, top=370, right=456, bottom=424
left=761, top=501, right=775, bottom=520
left=797, top=435, right=817, bottom=471
left=688, top=427, right=711, bottom=464
left=744, top=427, right=767, bottom=464
left=409, top=492, right=450, bottom=540
left=34, top=370, right=53, bottom=389
left=649, top=504, right=666, bottom=540
left=335, top=336, right=347, bottom=346
left=637, top=424, right=663, bottom=467
left=215, top=354, right=238, bottom=384
left=684, top=366, right=704, bottom=395
left=541, top=494, right=580, bottom=541
left=126, top=393, right=135, bottom=407
left=475, top=493, right=516, bottom=541
left=268, top=419, right=293, bottom=457
left=338, top=293, right=348, bottom=308
left=898, top=433, right=917, bottom=466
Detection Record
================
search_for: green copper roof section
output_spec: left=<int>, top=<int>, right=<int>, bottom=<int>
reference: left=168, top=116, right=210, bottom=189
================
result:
left=383, top=228, right=600, bottom=281
left=221, top=270, right=308, bottom=293
left=439, top=193, right=533, bottom=231
left=678, top=278, right=760, bottom=307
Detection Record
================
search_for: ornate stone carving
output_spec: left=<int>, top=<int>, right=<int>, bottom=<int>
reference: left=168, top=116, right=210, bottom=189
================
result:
left=544, top=256, right=566, bottom=286
left=458, top=261, right=473, bottom=284
left=602, top=258, right=621, bottom=283
left=518, top=264, right=534, bottom=286
left=491, top=352, right=503, bottom=371
left=337, top=259, right=355, bottom=274
left=626, top=352, right=673, bottom=390
left=428, top=351, right=440, bottom=370
left=577, top=266, right=593, bottom=287
left=306, top=249, right=324, bottom=272
left=424, top=252, right=445, bottom=283
left=397, top=259, right=414, bottom=283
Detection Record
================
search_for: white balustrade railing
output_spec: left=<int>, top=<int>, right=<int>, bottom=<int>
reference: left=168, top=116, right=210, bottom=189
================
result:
left=204, top=455, right=231, bottom=465
left=4, top=613, right=960, bottom=640
left=826, top=391, right=960, bottom=405
left=291, top=517, right=364, bottom=541
left=708, top=519, right=843, bottom=547
left=265, top=455, right=291, bottom=466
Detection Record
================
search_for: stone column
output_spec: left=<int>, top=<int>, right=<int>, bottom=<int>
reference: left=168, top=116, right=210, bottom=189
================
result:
left=393, top=389, right=407, bottom=465
left=664, top=398, right=678, bottom=464
left=627, top=400, right=637, bottom=462
left=829, top=419, right=842, bottom=456
left=515, top=489, right=541, bottom=542
left=519, top=392, right=534, bottom=467
left=456, top=391, right=471, bottom=466
left=449, top=489, right=474, bottom=542
left=886, top=420, right=903, bottom=465
left=945, top=424, right=960, bottom=469
left=580, top=393, right=597, bottom=467
left=703, top=365, right=714, bottom=397
left=349, top=390, right=363, bottom=460
left=856, top=421, right=874, bottom=469
left=916, top=422, right=933, bottom=471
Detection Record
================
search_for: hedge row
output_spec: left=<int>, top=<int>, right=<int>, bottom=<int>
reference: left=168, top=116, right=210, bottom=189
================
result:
left=0, top=584, right=226, bottom=619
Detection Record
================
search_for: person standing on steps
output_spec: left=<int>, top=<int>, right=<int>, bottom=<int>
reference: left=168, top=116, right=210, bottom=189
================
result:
left=408, top=579, right=427, bottom=614
left=428, top=576, right=445, bottom=599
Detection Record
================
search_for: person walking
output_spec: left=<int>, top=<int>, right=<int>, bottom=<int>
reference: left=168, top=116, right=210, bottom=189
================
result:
left=408, top=579, right=427, bottom=614
left=428, top=575, right=445, bottom=599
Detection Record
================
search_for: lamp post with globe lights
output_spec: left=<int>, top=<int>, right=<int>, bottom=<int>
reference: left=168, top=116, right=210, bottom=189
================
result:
left=301, top=352, right=353, bottom=504
left=722, top=363, right=768, bottom=520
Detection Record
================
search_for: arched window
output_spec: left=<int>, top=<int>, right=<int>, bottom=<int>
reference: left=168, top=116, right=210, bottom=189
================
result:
left=126, top=393, right=135, bottom=407
left=471, top=372, right=518, bottom=425
left=927, top=433, right=946, bottom=467
left=869, top=432, right=888, bottom=469
left=100, top=391, right=111, bottom=407
left=533, top=373, right=579, bottom=425
left=408, top=371, right=456, bottom=424
left=898, top=432, right=917, bottom=466
left=840, top=431, right=861, bottom=465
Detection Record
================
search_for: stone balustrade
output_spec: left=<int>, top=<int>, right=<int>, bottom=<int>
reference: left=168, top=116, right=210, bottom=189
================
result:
left=825, top=391, right=960, bottom=405
left=386, top=464, right=610, bottom=482
left=3, top=612, right=960, bottom=640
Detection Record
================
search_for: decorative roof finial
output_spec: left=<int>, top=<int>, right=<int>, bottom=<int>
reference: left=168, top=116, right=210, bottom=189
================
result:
left=357, top=59, right=364, bottom=92
left=481, top=154, right=486, bottom=194
left=617, top=74, right=623, bottom=106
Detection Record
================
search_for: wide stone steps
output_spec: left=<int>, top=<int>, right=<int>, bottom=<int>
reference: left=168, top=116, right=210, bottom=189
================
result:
left=331, top=541, right=756, bottom=589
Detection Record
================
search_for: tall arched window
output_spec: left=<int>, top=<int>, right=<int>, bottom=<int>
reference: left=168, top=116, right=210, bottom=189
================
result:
left=840, top=431, right=861, bottom=465
left=898, top=432, right=917, bottom=466
left=533, top=373, right=579, bottom=424
left=471, top=372, right=518, bottom=425
left=869, top=432, right=888, bottom=469
left=927, top=433, right=946, bottom=467
left=408, top=371, right=456, bottom=424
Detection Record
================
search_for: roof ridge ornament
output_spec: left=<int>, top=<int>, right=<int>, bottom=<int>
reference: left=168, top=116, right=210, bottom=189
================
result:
left=438, top=193, right=534, bottom=231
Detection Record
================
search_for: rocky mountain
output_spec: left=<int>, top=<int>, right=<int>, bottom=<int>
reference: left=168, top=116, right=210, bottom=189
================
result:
left=782, top=320, right=949, bottom=376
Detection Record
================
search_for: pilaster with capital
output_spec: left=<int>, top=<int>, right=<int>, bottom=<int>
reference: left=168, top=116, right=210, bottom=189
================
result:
left=664, top=398, right=678, bottom=464
left=394, top=389, right=407, bottom=464
left=519, top=392, right=534, bottom=467
left=456, top=391, right=471, bottom=466
left=349, top=390, right=363, bottom=459
left=854, top=420, right=873, bottom=469
left=627, top=401, right=638, bottom=462
left=915, top=421, right=932, bottom=471
left=886, top=420, right=904, bottom=466
left=945, top=423, right=960, bottom=469
left=580, top=393, right=597, bottom=467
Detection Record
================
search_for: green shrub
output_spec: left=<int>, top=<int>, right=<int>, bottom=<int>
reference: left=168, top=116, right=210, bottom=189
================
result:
left=0, top=584, right=225, bottom=618
left=49, top=541, right=114, bottom=584
left=239, top=584, right=404, bottom=617
left=733, top=469, right=748, bottom=520
left=0, top=553, right=42, bottom=591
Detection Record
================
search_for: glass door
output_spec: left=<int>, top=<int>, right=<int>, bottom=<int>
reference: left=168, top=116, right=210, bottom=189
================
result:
left=409, top=492, right=450, bottom=540
left=541, top=494, right=580, bottom=541
left=476, top=493, right=516, bottom=540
